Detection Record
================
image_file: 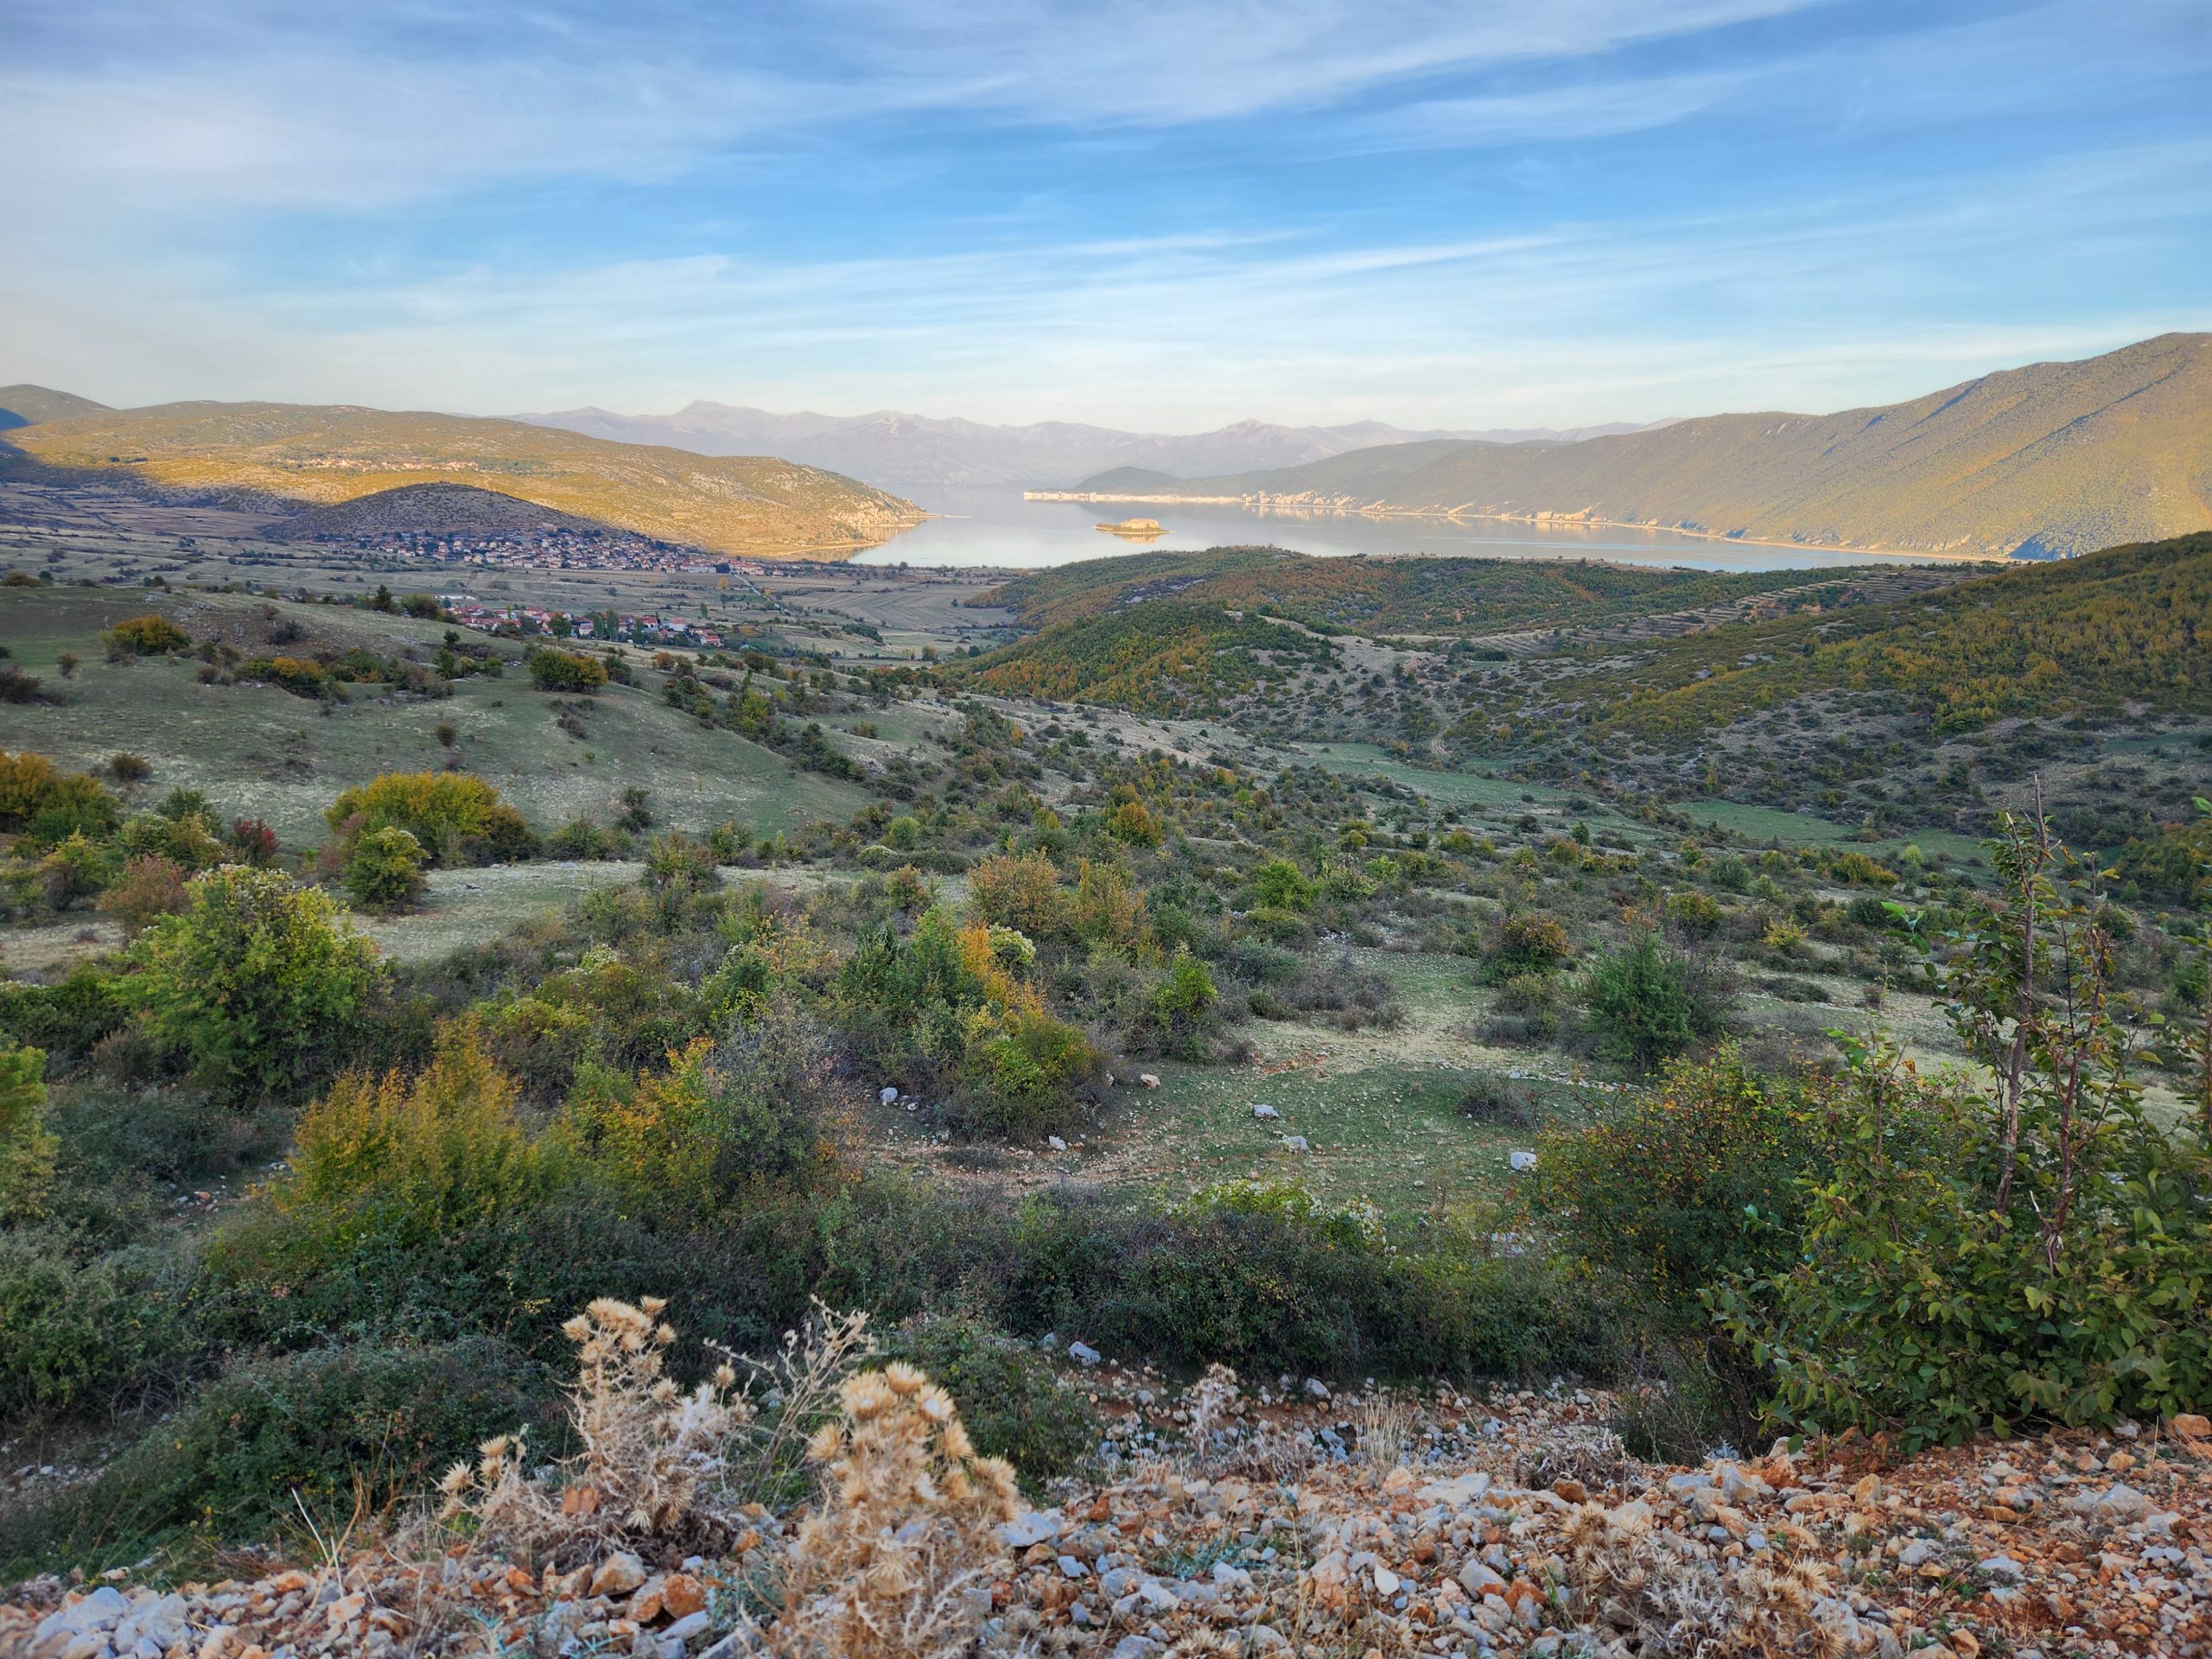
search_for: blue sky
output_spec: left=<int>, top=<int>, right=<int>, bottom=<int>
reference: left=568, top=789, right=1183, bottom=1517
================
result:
left=2, top=0, right=2206, bottom=429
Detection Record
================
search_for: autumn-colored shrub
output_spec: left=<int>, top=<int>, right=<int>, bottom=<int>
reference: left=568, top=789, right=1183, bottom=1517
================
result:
left=326, top=771, right=537, bottom=866
left=102, top=614, right=189, bottom=657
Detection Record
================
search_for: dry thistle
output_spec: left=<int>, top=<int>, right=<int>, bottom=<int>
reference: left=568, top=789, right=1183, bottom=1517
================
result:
left=1562, top=1498, right=1864, bottom=1656
left=439, top=1296, right=757, bottom=1565
left=773, top=1363, right=1020, bottom=1659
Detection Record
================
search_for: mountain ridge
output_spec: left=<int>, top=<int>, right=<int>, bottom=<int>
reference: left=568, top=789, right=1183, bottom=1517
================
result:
left=0, top=384, right=110, bottom=430
left=0, top=400, right=924, bottom=558
left=1084, top=334, right=2212, bottom=558
left=516, top=402, right=1670, bottom=493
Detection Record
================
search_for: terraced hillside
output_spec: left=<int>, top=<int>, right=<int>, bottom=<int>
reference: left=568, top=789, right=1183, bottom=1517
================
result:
left=1110, top=334, right=2212, bottom=558
left=0, top=402, right=925, bottom=557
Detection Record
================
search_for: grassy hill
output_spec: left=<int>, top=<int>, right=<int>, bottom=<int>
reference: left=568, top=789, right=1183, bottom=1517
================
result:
left=274, top=482, right=615, bottom=539
left=0, top=402, right=925, bottom=557
left=1149, top=334, right=2212, bottom=557
left=0, top=587, right=870, bottom=843
left=0, top=385, right=109, bottom=430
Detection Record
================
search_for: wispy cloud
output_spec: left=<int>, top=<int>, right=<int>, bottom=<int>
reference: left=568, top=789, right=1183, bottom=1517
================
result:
left=0, top=0, right=2203, bottom=425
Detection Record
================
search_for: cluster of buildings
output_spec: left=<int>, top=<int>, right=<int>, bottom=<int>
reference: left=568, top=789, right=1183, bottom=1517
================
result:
left=437, top=595, right=727, bottom=651
left=347, top=527, right=732, bottom=577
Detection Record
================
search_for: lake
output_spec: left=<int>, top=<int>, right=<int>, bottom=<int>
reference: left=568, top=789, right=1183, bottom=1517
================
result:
left=851, top=487, right=1953, bottom=572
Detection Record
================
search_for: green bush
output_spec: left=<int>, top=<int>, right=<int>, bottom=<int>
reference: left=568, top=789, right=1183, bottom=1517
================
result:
left=0, top=966, right=125, bottom=1068
left=101, top=614, right=190, bottom=657
left=1482, top=912, right=1571, bottom=983
left=1716, top=817, right=2212, bottom=1446
left=528, top=648, right=609, bottom=694
left=1530, top=1046, right=1840, bottom=1293
left=1126, top=947, right=1219, bottom=1060
left=881, top=1315, right=1099, bottom=1489
left=0, top=1043, right=55, bottom=1221
left=1247, top=858, right=1316, bottom=912
left=954, top=1003, right=1106, bottom=1141
left=124, top=868, right=385, bottom=1101
left=1580, top=931, right=1729, bottom=1070
left=0, top=1338, right=555, bottom=1573
left=0, top=1233, right=201, bottom=1419
left=342, top=825, right=429, bottom=912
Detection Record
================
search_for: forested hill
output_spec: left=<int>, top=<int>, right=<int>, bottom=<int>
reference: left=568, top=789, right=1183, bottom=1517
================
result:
left=1567, top=528, right=2212, bottom=741
left=1143, top=334, right=2212, bottom=558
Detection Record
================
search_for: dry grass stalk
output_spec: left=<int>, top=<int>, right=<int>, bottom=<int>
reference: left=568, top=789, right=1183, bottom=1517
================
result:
left=1353, top=1393, right=1412, bottom=1470
left=1561, top=1499, right=1864, bottom=1657
left=772, top=1362, right=1019, bottom=1659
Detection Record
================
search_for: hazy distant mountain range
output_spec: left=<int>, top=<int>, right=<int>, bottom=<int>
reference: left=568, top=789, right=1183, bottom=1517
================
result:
left=516, top=404, right=1670, bottom=494
left=1052, top=334, right=2212, bottom=559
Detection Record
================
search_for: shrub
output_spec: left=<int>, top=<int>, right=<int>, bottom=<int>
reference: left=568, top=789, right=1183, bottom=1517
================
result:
left=106, top=752, right=152, bottom=782
left=101, top=613, right=189, bottom=657
left=1482, top=912, right=1571, bottom=982
left=0, top=753, right=120, bottom=849
left=1069, top=857, right=1145, bottom=948
left=39, top=831, right=111, bottom=909
left=1106, top=798, right=1162, bottom=847
left=0, top=967, right=126, bottom=1067
left=880, top=1315, right=1099, bottom=1487
left=1531, top=1046, right=1841, bottom=1294
left=559, top=1011, right=840, bottom=1213
left=1248, top=857, right=1316, bottom=912
left=969, top=848, right=1065, bottom=937
left=1665, top=888, right=1726, bottom=939
left=0, top=1338, right=552, bottom=1572
left=644, top=830, right=720, bottom=894
left=1581, top=932, right=1729, bottom=1070
left=285, top=1017, right=557, bottom=1249
left=98, top=853, right=189, bottom=933
left=0, top=1043, right=55, bottom=1221
left=124, top=867, right=385, bottom=1100
left=0, top=1233, right=200, bottom=1419
left=1127, top=947, right=1219, bottom=1060
left=1715, top=815, right=2212, bottom=1446
left=342, top=824, right=429, bottom=912
left=954, top=1003, right=1106, bottom=1141
left=529, top=648, right=610, bottom=694
left=326, top=771, right=536, bottom=867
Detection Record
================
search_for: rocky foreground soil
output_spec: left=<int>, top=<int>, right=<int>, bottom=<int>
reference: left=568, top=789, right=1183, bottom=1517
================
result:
left=7, top=1376, right=2207, bottom=1659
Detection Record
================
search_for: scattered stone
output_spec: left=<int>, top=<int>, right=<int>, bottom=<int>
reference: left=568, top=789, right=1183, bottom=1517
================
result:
left=1067, top=1340, right=1102, bottom=1366
left=1252, top=1103, right=1280, bottom=1120
left=1138, top=1073, right=1160, bottom=1089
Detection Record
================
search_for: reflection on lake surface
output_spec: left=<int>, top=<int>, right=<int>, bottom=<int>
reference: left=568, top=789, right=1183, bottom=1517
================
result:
left=852, top=488, right=1952, bottom=572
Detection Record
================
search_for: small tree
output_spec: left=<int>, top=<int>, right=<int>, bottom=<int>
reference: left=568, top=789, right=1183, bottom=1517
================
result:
left=124, top=867, right=383, bottom=1100
left=1716, top=808, right=2212, bottom=1445
left=344, top=825, right=429, bottom=912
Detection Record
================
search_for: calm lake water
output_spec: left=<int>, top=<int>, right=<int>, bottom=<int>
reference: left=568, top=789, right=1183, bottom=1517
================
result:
left=852, top=488, right=1948, bottom=572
